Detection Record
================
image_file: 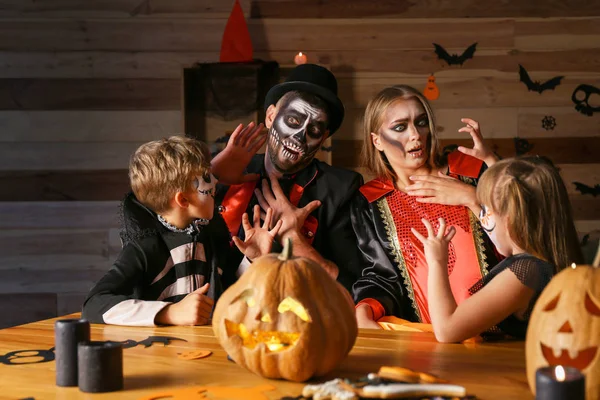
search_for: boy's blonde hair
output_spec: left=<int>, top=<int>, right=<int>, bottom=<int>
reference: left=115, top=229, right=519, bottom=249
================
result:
left=476, top=156, right=583, bottom=272
left=129, top=135, right=211, bottom=214
left=361, top=85, right=443, bottom=183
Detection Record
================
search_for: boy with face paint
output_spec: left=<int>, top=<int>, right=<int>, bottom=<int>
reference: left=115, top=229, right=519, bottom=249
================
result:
left=82, top=136, right=277, bottom=326
left=212, top=64, right=364, bottom=292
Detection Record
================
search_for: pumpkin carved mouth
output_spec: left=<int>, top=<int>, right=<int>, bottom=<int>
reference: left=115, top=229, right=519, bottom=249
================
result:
left=224, top=319, right=300, bottom=352
left=540, top=342, right=598, bottom=370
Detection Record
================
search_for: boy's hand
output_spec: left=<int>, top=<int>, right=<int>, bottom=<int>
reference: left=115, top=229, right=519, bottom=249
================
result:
left=232, top=205, right=283, bottom=260
left=411, top=218, right=456, bottom=267
left=356, top=304, right=383, bottom=330
left=210, top=122, right=266, bottom=185
left=154, top=283, right=214, bottom=326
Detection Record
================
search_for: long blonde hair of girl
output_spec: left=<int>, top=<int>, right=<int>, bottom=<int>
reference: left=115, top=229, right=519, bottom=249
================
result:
left=476, top=155, right=583, bottom=271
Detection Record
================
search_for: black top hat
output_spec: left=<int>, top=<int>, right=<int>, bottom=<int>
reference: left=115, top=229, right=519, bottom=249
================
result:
left=264, top=64, right=344, bottom=135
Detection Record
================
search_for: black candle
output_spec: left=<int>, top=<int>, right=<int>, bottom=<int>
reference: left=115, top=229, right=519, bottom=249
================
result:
left=535, top=365, right=585, bottom=400
left=54, top=318, right=90, bottom=387
left=78, top=341, right=123, bottom=393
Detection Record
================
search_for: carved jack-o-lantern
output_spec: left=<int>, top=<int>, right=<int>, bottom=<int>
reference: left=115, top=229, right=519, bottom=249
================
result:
left=526, top=265, right=600, bottom=399
left=423, top=74, right=440, bottom=101
left=212, top=239, right=357, bottom=382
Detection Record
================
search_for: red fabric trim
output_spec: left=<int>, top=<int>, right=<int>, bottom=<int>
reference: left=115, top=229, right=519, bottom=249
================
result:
left=356, top=298, right=386, bottom=321
left=359, top=178, right=395, bottom=203
left=300, top=215, right=318, bottom=245
left=290, top=183, right=304, bottom=207
left=221, top=181, right=257, bottom=237
left=447, top=151, right=483, bottom=179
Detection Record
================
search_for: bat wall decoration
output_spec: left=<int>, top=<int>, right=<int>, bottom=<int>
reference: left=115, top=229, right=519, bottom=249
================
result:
left=432, top=42, right=477, bottom=66
left=573, top=182, right=600, bottom=197
left=518, top=65, right=563, bottom=94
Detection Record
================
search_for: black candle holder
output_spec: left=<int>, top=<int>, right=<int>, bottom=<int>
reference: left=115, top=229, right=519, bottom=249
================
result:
left=78, top=341, right=123, bottom=393
left=54, top=318, right=90, bottom=387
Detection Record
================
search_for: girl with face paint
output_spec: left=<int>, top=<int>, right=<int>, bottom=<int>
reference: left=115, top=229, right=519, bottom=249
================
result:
left=352, top=85, right=501, bottom=331
left=413, top=156, right=583, bottom=342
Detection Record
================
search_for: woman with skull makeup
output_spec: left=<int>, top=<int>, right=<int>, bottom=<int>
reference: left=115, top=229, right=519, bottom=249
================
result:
left=353, top=85, right=501, bottom=330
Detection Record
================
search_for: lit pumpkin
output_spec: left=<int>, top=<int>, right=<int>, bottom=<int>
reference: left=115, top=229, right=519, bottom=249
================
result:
left=423, top=74, right=439, bottom=101
left=526, top=265, right=600, bottom=399
left=212, top=239, right=358, bottom=382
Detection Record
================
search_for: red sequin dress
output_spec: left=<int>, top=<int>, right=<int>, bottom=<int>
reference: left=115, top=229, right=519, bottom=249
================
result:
left=352, top=152, right=499, bottom=323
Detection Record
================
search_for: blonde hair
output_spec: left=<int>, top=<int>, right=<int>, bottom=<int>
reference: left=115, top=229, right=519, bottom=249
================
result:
left=129, top=135, right=211, bottom=214
left=476, top=156, right=583, bottom=272
left=361, top=85, right=443, bottom=183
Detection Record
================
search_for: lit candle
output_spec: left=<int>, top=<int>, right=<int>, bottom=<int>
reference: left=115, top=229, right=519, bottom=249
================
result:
left=535, top=365, right=585, bottom=400
left=294, top=52, right=308, bottom=65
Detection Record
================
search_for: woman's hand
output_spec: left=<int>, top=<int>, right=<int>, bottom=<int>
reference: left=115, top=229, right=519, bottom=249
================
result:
left=457, top=118, right=497, bottom=167
left=356, top=304, right=383, bottom=330
left=411, top=218, right=456, bottom=267
left=406, top=172, right=479, bottom=215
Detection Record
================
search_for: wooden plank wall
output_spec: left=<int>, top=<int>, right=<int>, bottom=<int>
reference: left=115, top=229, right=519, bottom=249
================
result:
left=0, top=0, right=599, bottom=327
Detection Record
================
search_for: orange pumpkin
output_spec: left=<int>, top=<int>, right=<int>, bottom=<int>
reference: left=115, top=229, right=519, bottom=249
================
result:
left=212, top=239, right=358, bottom=382
left=526, top=265, right=600, bottom=399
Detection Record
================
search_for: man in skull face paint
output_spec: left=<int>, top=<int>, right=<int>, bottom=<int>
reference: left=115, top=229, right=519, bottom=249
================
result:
left=266, top=91, right=329, bottom=175
left=213, top=64, right=363, bottom=292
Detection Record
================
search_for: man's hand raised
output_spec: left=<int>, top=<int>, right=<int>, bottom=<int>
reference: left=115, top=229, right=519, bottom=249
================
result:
left=210, top=122, right=266, bottom=185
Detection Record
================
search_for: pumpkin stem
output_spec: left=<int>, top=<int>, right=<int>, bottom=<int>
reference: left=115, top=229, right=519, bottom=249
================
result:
left=278, top=238, right=293, bottom=261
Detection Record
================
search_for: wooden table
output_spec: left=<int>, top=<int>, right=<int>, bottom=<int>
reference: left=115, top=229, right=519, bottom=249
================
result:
left=0, top=314, right=533, bottom=399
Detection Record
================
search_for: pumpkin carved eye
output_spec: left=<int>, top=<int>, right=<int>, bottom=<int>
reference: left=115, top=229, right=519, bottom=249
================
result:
left=278, top=297, right=311, bottom=322
left=543, top=294, right=560, bottom=311
left=585, top=292, right=600, bottom=316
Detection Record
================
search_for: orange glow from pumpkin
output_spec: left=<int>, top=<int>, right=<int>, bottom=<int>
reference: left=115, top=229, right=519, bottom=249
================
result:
left=555, top=365, right=566, bottom=381
left=224, top=319, right=300, bottom=352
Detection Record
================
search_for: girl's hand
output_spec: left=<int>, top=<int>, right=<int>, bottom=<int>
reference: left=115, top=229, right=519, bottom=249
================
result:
left=411, top=218, right=456, bottom=267
left=457, top=118, right=497, bottom=167
left=232, top=205, right=282, bottom=260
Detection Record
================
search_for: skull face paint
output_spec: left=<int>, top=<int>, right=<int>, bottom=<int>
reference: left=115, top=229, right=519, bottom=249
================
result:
left=267, top=95, right=329, bottom=175
left=572, top=84, right=600, bottom=117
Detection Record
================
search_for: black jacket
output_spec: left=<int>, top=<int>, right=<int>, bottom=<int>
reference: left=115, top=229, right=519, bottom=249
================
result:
left=82, top=193, right=231, bottom=326
left=215, top=154, right=363, bottom=291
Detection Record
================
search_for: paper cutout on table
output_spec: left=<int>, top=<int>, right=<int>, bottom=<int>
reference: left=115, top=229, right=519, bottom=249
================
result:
left=423, top=74, right=440, bottom=101
left=541, top=115, right=556, bottom=131
left=573, top=182, right=600, bottom=197
left=572, top=83, right=600, bottom=116
left=177, top=350, right=212, bottom=360
left=514, top=137, right=534, bottom=156
left=0, top=348, right=55, bottom=365
left=433, top=42, right=477, bottom=66
left=518, top=65, right=563, bottom=94
left=105, top=336, right=187, bottom=349
left=139, top=384, right=276, bottom=400
left=220, top=0, right=253, bottom=62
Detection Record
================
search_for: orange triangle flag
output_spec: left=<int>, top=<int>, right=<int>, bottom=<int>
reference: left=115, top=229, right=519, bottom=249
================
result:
left=220, top=0, right=253, bottom=62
